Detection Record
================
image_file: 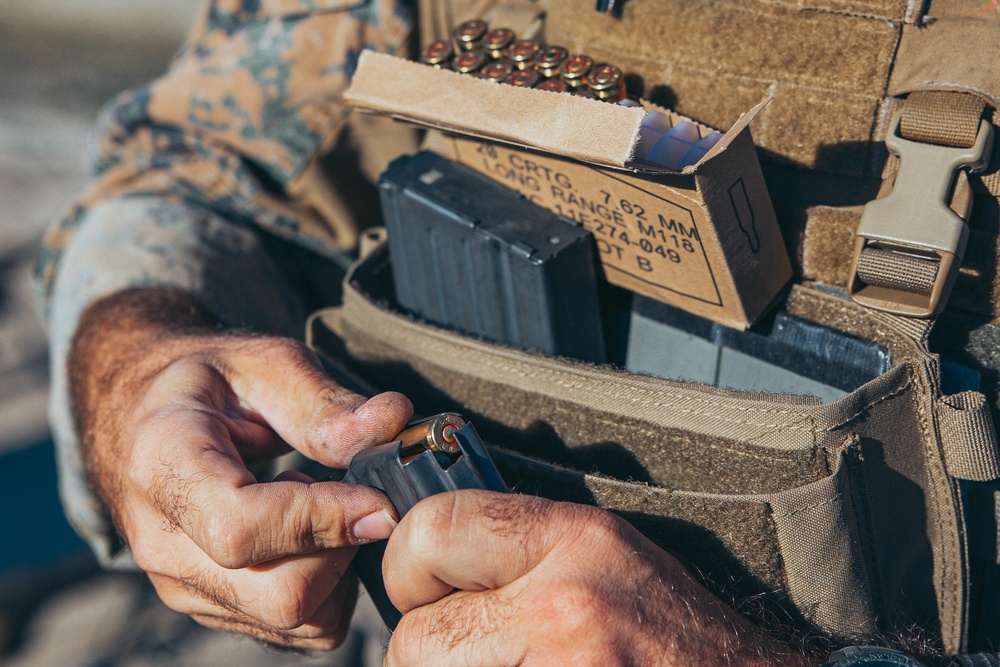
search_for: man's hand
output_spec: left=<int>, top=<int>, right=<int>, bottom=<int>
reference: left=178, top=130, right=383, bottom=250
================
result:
left=70, top=288, right=413, bottom=650
left=382, top=491, right=814, bottom=667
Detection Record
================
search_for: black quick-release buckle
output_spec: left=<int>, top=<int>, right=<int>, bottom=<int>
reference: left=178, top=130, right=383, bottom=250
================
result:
left=849, top=111, right=993, bottom=318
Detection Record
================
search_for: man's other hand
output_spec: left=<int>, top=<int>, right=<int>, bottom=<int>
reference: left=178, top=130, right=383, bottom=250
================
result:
left=382, top=491, right=814, bottom=667
left=70, top=288, right=413, bottom=650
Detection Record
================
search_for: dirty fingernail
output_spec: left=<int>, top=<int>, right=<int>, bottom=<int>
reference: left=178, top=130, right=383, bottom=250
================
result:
left=354, top=510, right=397, bottom=541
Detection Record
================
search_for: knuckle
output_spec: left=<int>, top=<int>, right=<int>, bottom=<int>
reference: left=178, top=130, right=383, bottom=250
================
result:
left=129, top=540, right=159, bottom=572
left=405, top=493, right=459, bottom=560
left=313, top=384, right=358, bottom=411
left=201, top=513, right=256, bottom=569
left=309, top=386, right=362, bottom=429
left=267, top=574, right=316, bottom=630
left=567, top=504, right=633, bottom=553
left=524, top=581, right=629, bottom=657
left=125, top=435, right=155, bottom=487
left=533, top=581, right=607, bottom=634
left=249, top=336, right=308, bottom=361
left=299, top=635, right=341, bottom=652
left=548, top=507, right=644, bottom=584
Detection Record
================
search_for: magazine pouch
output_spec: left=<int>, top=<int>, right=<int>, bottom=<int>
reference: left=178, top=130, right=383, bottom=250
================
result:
left=308, top=244, right=1000, bottom=653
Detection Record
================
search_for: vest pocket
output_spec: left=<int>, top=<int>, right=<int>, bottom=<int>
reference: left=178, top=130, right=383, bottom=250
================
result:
left=306, top=246, right=942, bottom=646
left=487, top=440, right=881, bottom=646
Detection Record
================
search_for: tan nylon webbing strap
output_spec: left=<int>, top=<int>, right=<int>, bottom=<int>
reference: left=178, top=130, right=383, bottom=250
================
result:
left=899, top=91, right=986, bottom=149
left=866, top=308, right=933, bottom=345
left=855, top=246, right=939, bottom=296
left=937, top=391, right=1000, bottom=482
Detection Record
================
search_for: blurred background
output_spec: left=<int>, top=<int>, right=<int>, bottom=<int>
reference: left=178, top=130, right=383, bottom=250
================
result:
left=0, top=2, right=381, bottom=664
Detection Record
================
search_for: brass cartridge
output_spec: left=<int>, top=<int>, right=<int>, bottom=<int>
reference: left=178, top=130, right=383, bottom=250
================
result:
left=481, top=27, right=516, bottom=59
left=452, top=19, right=488, bottom=51
left=452, top=49, right=488, bottom=74
left=396, top=413, right=467, bottom=459
left=480, top=60, right=516, bottom=83
left=419, top=40, right=454, bottom=68
left=586, top=62, right=625, bottom=101
left=536, top=78, right=569, bottom=94
left=506, top=39, right=540, bottom=70
left=505, top=68, right=540, bottom=88
left=560, top=54, right=593, bottom=88
left=532, top=46, right=569, bottom=78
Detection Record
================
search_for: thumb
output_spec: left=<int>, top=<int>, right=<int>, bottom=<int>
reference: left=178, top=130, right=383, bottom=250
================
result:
left=383, top=492, right=572, bottom=613
left=215, top=337, right=413, bottom=466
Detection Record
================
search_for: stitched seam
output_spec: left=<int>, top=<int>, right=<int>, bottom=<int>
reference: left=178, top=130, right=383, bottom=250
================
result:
left=354, top=323, right=818, bottom=430
left=772, top=494, right=843, bottom=520
left=770, top=0, right=911, bottom=22
left=913, top=361, right=956, bottom=642
left=349, top=301, right=909, bottom=433
left=419, top=339, right=819, bottom=429
left=746, top=413, right=820, bottom=446
left=431, top=350, right=810, bottom=416
left=617, top=31, right=899, bottom=93
left=425, top=356, right=818, bottom=429
left=821, top=380, right=912, bottom=431
left=395, top=322, right=816, bottom=417
left=347, top=292, right=907, bottom=431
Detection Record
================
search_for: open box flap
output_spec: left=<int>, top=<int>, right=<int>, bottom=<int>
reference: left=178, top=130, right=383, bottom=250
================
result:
left=346, top=51, right=772, bottom=175
left=684, top=96, right=773, bottom=173
left=345, top=51, right=644, bottom=169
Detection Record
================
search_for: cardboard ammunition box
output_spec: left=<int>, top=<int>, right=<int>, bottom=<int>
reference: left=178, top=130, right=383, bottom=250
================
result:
left=345, top=51, right=791, bottom=330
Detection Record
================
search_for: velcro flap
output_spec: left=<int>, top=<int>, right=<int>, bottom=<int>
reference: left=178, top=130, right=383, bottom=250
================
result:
left=937, top=391, right=1000, bottom=481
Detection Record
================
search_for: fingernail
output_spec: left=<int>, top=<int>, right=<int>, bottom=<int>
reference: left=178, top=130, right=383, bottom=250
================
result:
left=354, top=510, right=397, bottom=541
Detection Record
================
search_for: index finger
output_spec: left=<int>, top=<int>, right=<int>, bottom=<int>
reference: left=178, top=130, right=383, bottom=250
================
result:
left=133, top=404, right=399, bottom=568
left=212, top=337, right=412, bottom=466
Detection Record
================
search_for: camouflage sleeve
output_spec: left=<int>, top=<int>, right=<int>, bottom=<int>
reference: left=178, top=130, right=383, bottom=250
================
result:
left=33, top=0, right=416, bottom=564
left=35, top=0, right=415, bottom=320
